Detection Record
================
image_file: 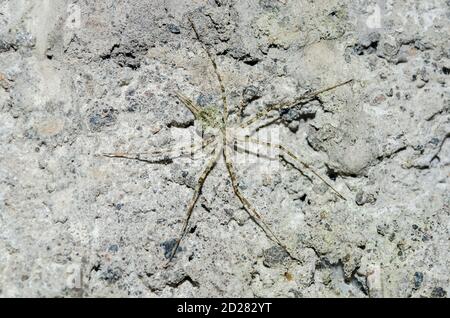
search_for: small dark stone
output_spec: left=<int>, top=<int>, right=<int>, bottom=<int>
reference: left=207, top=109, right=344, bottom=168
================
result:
left=108, top=244, right=119, bottom=253
left=100, top=267, right=122, bottom=283
left=15, top=31, right=35, bottom=48
left=161, top=238, right=182, bottom=259
left=355, top=191, right=365, bottom=205
left=281, top=108, right=299, bottom=122
left=412, top=224, right=418, bottom=230
left=0, top=38, right=14, bottom=52
left=414, top=40, right=433, bottom=51
left=353, top=44, right=365, bottom=56
left=431, top=287, right=447, bottom=298
left=114, top=203, right=124, bottom=210
left=214, top=0, right=228, bottom=6
left=388, top=232, right=395, bottom=242
left=263, top=246, right=289, bottom=267
left=386, top=88, right=394, bottom=97
left=326, top=167, right=338, bottom=181
left=430, top=137, right=440, bottom=145
left=88, top=108, right=117, bottom=131
left=355, top=190, right=376, bottom=206
left=353, top=32, right=380, bottom=56
left=126, top=88, right=135, bottom=97
left=413, top=272, right=423, bottom=288
left=242, top=85, right=262, bottom=103
left=168, top=24, right=181, bottom=34
left=259, top=0, right=280, bottom=12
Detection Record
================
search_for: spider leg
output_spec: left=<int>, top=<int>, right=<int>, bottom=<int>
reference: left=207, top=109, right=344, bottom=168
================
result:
left=101, top=137, right=216, bottom=164
left=240, top=80, right=353, bottom=129
left=223, top=146, right=300, bottom=262
left=175, top=91, right=201, bottom=118
left=232, top=138, right=277, bottom=161
left=237, top=137, right=346, bottom=200
left=188, top=17, right=229, bottom=122
left=240, top=114, right=282, bottom=139
left=237, top=90, right=249, bottom=121
left=164, top=145, right=222, bottom=267
left=235, top=94, right=282, bottom=132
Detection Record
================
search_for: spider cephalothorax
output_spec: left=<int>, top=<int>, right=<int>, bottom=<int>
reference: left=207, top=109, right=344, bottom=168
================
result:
left=197, top=106, right=224, bottom=130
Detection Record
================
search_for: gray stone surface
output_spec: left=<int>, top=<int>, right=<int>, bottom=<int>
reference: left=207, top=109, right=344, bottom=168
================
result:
left=0, top=0, right=449, bottom=297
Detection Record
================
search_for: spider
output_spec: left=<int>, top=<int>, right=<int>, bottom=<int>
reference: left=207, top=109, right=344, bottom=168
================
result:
left=102, top=18, right=352, bottom=267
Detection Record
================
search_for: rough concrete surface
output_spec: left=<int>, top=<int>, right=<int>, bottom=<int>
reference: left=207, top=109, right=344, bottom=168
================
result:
left=0, top=0, right=449, bottom=298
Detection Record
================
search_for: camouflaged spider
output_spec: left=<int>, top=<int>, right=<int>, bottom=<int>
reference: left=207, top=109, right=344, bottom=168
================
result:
left=102, top=18, right=352, bottom=267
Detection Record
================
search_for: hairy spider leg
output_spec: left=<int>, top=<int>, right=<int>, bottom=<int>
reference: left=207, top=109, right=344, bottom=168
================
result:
left=240, top=80, right=353, bottom=129
left=236, top=137, right=346, bottom=200
left=101, top=137, right=216, bottom=164
left=188, top=17, right=229, bottom=124
left=223, top=145, right=300, bottom=262
left=175, top=92, right=202, bottom=118
left=165, top=145, right=222, bottom=266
